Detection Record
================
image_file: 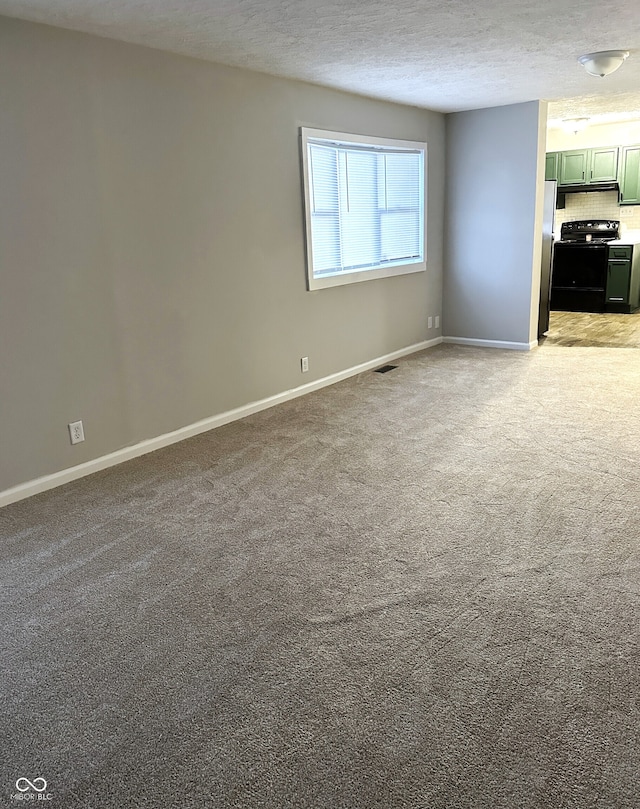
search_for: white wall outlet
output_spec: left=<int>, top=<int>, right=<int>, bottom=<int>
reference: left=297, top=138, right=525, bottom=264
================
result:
left=619, top=207, right=634, bottom=217
left=428, top=316, right=433, bottom=328
left=301, top=356, right=309, bottom=373
left=435, top=315, right=440, bottom=328
left=69, top=420, right=85, bottom=445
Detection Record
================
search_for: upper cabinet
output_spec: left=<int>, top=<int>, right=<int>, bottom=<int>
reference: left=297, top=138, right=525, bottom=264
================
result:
left=559, top=150, right=588, bottom=184
left=619, top=146, right=640, bottom=205
left=545, top=144, right=640, bottom=205
left=590, top=148, right=619, bottom=182
left=558, top=148, right=618, bottom=186
left=545, top=152, right=560, bottom=181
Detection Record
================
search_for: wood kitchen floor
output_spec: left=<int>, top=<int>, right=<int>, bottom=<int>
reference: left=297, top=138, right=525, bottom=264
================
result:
left=541, top=311, right=640, bottom=348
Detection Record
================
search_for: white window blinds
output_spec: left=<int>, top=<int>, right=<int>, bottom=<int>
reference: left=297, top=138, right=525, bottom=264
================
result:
left=301, top=129, right=426, bottom=290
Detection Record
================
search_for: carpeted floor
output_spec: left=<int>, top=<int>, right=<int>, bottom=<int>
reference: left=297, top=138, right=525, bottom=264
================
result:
left=1, top=343, right=639, bottom=808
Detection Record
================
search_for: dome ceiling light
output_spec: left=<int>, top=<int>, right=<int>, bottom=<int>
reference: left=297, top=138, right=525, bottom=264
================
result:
left=561, top=118, right=590, bottom=134
left=578, top=50, right=630, bottom=77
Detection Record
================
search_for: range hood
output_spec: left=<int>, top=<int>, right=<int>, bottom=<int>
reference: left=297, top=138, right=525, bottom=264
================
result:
left=558, top=181, right=619, bottom=194
left=556, top=181, right=619, bottom=209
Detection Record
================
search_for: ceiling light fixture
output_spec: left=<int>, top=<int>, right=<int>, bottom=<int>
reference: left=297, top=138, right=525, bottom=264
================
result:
left=578, top=50, right=629, bottom=77
left=561, top=117, right=590, bottom=134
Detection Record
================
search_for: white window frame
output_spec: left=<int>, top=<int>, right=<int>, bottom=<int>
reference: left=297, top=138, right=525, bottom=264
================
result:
left=300, top=127, right=427, bottom=291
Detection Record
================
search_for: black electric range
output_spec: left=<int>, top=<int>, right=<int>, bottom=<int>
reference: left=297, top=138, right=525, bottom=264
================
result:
left=551, top=219, right=620, bottom=312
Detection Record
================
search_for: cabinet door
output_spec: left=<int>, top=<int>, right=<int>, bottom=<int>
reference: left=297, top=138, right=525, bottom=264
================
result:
left=559, top=150, right=588, bottom=185
left=545, top=152, right=559, bottom=181
left=589, top=147, right=618, bottom=182
left=606, top=261, right=631, bottom=303
left=620, top=146, right=640, bottom=205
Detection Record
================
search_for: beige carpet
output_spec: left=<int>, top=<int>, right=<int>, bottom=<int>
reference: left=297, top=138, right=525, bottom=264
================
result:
left=1, top=343, right=639, bottom=808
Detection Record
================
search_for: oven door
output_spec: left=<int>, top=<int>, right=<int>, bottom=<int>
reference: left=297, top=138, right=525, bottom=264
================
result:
left=551, top=242, right=609, bottom=312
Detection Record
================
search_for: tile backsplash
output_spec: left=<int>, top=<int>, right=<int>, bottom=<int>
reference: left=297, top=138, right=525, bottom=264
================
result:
left=553, top=190, right=640, bottom=237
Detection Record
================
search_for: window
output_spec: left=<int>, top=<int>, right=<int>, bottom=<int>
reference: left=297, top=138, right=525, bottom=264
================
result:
left=300, top=128, right=426, bottom=291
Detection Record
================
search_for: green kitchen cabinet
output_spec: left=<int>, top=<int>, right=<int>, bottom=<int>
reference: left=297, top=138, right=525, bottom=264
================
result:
left=589, top=147, right=618, bottom=182
left=557, top=147, right=618, bottom=186
left=559, top=150, right=588, bottom=185
left=606, top=260, right=631, bottom=304
left=619, top=145, right=640, bottom=205
left=545, top=152, right=559, bottom=181
left=605, top=244, right=640, bottom=313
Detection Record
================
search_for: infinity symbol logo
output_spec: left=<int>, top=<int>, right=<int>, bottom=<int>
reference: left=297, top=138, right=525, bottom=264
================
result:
left=16, top=778, right=47, bottom=793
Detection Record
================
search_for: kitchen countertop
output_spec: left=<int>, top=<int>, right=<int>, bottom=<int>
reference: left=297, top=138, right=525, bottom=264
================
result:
left=610, top=229, right=640, bottom=246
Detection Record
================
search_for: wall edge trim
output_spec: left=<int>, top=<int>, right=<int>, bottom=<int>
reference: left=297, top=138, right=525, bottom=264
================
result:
left=0, top=337, right=442, bottom=508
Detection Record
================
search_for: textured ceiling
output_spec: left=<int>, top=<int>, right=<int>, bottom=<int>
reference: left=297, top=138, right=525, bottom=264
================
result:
left=1, top=0, right=639, bottom=123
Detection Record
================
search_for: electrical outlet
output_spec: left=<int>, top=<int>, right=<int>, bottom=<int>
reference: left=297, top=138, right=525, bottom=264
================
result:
left=435, top=315, right=440, bottom=328
left=68, top=420, right=85, bottom=445
left=428, top=316, right=433, bottom=328
left=301, top=356, right=309, bottom=373
left=619, top=207, right=634, bottom=217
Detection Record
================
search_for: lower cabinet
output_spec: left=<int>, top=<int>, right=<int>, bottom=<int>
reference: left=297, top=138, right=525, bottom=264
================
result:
left=605, top=245, right=640, bottom=313
left=606, top=260, right=631, bottom=303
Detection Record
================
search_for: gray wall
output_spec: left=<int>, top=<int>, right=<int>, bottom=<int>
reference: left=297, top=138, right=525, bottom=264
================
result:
left=443, top=101, right=546, bottom=346
left=0, top=16, right=445, bottom=493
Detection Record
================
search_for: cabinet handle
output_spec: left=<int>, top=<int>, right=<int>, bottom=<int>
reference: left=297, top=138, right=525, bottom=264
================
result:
left=590, top=170, right=593, bottom=179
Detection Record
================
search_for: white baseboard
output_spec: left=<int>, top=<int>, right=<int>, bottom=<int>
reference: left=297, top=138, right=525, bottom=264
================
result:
left=0, top=337, right=442, bottom=508
left=443, top=336, right=537, bottom=351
